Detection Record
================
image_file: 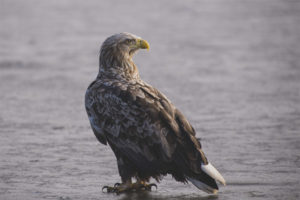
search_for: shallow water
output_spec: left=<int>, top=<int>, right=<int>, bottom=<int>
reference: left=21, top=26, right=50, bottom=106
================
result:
left=0, top=0, right=300, bottom=199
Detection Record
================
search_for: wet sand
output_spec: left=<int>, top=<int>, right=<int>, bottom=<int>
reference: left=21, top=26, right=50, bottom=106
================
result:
left=0, top=0, right=300, bottom=199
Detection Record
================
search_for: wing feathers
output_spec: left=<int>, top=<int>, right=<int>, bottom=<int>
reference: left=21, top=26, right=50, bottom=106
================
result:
left=85, top=79, right=225, bottom=193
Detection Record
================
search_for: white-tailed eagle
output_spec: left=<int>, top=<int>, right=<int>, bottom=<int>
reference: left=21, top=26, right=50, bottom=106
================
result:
left=85, top=33, right=225, bottom=194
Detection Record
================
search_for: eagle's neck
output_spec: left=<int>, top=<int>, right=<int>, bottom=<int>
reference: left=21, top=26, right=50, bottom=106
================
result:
left=98, top=49, right=140, bottom=81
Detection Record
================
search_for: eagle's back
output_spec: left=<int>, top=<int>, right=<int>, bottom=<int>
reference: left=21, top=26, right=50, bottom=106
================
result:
left=85, top=78, right=214, bottom=183
left=85, top=79, right=177, bottom=156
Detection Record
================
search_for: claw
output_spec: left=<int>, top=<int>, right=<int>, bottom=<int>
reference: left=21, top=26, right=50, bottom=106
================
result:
left=139, top=183, right=157, bottom=191
left=114, top=183, right=121, bottom=187
left=102, top=185, right=116, bottom=193
left=149, top=183, right=157, bottom=190
left=102, top=186, right=109, bottom=192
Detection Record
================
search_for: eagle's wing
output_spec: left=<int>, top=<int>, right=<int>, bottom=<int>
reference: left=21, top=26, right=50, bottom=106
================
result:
left=85, top=80, right=108, bottom=145
left=85, top=80, right=208, bottom=179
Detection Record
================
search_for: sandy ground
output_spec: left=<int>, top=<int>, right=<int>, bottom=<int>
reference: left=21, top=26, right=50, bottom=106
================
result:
left=0, top=0, right=300, bottom=199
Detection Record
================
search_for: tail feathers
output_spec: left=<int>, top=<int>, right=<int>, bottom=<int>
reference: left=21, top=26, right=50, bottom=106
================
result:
left=187, top=176, right=218, bottom=194
left=187, top=162, right=226, bottom=194
left=201, top=162, right=226, bottom=186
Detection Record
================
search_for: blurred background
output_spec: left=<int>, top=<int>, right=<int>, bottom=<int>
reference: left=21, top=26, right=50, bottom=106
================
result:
left=0, top=0, right=299, bottom=199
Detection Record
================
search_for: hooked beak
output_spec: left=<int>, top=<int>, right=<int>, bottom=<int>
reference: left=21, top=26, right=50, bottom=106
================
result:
left=137, top=39, right=150, bottom=50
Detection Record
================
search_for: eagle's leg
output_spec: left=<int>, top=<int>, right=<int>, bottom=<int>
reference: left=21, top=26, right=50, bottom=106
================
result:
left=102, top=157, right=157, bottom=193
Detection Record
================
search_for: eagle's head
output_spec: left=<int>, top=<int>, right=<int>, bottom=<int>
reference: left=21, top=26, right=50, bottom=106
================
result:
left=99, top=33, right=149, bottom=80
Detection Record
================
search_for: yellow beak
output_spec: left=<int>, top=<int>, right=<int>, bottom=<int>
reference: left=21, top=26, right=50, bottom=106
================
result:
left=137, top=39, right=150, bottom=50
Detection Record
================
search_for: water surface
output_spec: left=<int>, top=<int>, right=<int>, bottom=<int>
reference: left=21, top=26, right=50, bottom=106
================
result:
left=0, top=0, right=299, bottom=199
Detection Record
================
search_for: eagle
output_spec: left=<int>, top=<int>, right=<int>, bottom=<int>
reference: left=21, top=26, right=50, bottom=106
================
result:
left=85, top=33, right=225, bottom=194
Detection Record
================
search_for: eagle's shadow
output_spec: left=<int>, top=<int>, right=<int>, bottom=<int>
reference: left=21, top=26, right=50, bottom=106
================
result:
left=118, top=191, right=219, bottom=200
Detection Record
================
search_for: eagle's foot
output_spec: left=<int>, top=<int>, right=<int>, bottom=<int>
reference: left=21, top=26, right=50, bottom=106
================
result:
left=102, top=185, right=117, bottom=193
left=102, top=183, right=126, bottom=194
left=137, top=181, right=157, bottom=191
left=102, top=181, right=157, bottom=194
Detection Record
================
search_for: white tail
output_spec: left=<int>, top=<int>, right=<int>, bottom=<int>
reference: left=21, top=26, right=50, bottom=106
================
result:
left=186, top=176, right=218, bottom=194
left=201, top=162, right=226, bottom=186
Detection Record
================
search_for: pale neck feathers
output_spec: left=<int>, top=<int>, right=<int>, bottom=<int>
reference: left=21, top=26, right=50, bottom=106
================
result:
left=98, top=44, right=140, bottom=81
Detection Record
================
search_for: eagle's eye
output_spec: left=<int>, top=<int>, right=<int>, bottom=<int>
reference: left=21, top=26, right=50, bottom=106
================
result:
left=124, top=39, right=135, bottom=45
